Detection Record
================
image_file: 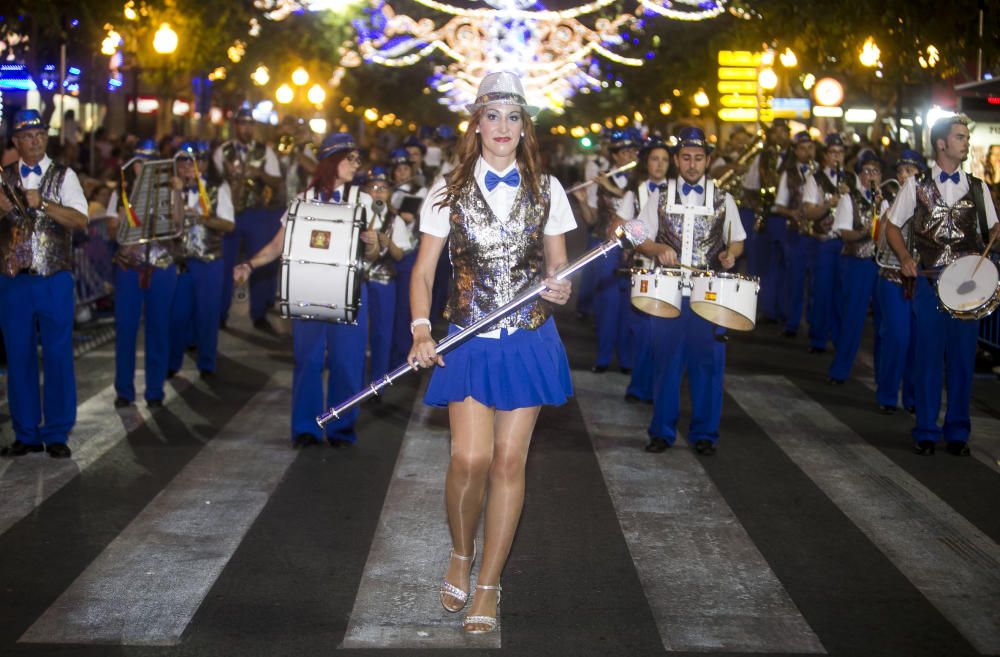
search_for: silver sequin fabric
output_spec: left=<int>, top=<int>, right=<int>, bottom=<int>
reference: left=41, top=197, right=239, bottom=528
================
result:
left=0, top=163, right=73, bottom=276
left=655, top=183, right=727, bottom=271
left=842, top=189, right=877, bottom=260
left=912, top=175, right=983, bottom=268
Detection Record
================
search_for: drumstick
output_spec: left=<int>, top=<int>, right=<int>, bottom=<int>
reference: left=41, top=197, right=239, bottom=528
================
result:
left=971, top=228, right=999, bottom=277
left=677, top=263, right=712, bottom=273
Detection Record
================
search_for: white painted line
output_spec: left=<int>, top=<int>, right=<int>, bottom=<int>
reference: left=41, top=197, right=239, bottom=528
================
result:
left=728, top=375, right=1000, bottom=656
left=574, top=371, right=825, bottom=653
left=19, top=371, right=292, bottom=646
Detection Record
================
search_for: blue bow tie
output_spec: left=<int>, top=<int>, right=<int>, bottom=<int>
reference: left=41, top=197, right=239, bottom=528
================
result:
left=320, top=190, right=341, bottom=203
left=939, top=170, right=960, bottom=184
left=682, top=182, right=704, bottom=196
left=864, top=190, right=872, bottom=200
left=20, top=163, right=42, bottom=177
left=613, top=172, right=628, bottom=182
left=484, top=169, right=520, bottom=192
left=799, top=164, right=810, bottom=174
left=647, top=181, right=660, bottom=193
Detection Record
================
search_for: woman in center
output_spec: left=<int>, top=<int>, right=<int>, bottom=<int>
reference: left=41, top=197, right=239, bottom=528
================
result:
left=407, top=71, right=576, bottom=634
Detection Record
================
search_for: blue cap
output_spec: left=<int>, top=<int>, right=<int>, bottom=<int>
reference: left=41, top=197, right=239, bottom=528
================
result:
left=317, top=132, right=357, bottom=160
left=640, top=137, right=668, bottom=155
left=854, top=150, right=882, bottom=174
left=234, top=107, right=254, bottom=122
left=12, top=109, right=47, bottom=134
left=671, top=127, right=713, bottom=154
left=824, top=133, right=845, bottom=148
left=403, top=135, right=427, bottom=155
left=418, top=125, right=435, bottom=140
left=177, top=141, right=209, bottom=158
left=435, top=124, right=456, bottom=140
left=390, top=148, right=412, bottom=165
left=135, top=138, right=158, bottom=159
left=609, top=129, right=639, bottom=152
left=896, top=149, right=926, bottom=171
left=366, top=166, right=390, bottom=183
left=792, top=130, right=812, bottom=145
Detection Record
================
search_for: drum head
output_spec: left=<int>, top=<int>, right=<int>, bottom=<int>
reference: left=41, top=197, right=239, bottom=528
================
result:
left=690, top=302, right=755, bottom=331
left=938, top=255, right=1000, bottom=315
left=632, top=297, right=681, bottom=318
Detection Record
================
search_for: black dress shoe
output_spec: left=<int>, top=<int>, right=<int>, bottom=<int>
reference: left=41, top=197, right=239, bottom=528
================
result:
left=780, top=329, right=797, bottom=338
left=620, top=367, right=632, bottom=375
left=624, top=393, right=641, bottom=404
left=114, top=397, right=133, bottom=409
left=808, top=346, right=826, bottom=354
left=694, top=439, right=717, bottom=455
left=293, top=434, right=321, bottom=448
left=0, top=440, right=44, bottom=457
left=591, top=365, right=608, bottom=374
left=199, top=369, right=214, bottom=378
left=905, top=406, right=916, bottom=415
left=166, top=369, right=177, bottom=379
left=827, top=377, right=845, bottom=386
left=944, top=441, right=970, bottom=456
left=46, top=443, right=72, bottom=459
left=645, top=437, right=670, bottom=453
left=146, top=399, right=164, bottom=409
left=913, top=440, right=936, bottom=455
left=879, top=405, right=897, bottom=415
left=253, top=318, right=276, bottom=334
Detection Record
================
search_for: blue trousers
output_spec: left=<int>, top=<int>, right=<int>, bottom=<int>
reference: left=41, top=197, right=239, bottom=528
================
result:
left=390, top=250, right=418, bottom=366
left=114, top=264, right=178, bottom=402
left=291, top=285, right=368, bottom=442
left=366, top=279, right=396, bottom=381
left=221, top=206, right=281, bottom=324
left=911, top=275, right=978, bottom=444
left=648, top=299, right=726, bottom=445
left=738, top=207, right=758, bottom=276
left=828, top=257, right=878, bottom=382
left=592, top=252, right=632, bottom=369
left=576, top=234, right=601, bottom=317
left=626, top=310, right=654, bottom=401
left=875, top=276, right=916, bottom=410
left=757, top=214, right=787, bottom=322
left=807, top=238, right=842, bottom=350
left=0, top=272, right=76, bottom=445
left=169, top=258, right=225, bottom=373
left=784, top=229, right=814, bottom=334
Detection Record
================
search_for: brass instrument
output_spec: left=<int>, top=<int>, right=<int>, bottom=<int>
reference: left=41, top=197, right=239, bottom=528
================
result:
left=117, top=157, right=183, bottom=246
left=874, top=178, right=912, bottom=270
left=225, top=141, right=271, bottom=213
left=277, top=134, right=296, bottom=156
left=1, top=175, right=30, bottom=219
left=716, top=134, right=765, bottom=194
left=752, top=142, right=785, bottom=232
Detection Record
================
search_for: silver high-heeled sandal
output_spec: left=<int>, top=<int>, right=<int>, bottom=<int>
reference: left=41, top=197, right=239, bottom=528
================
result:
left=463, top=583, right=501, bottom=634
left=439, top=543, right=476, bottom=613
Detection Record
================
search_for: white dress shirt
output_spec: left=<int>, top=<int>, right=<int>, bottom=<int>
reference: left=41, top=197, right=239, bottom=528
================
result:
left=618, top=178, right=667, bottom=223
left=18, top=156, right=88, bottom=216
left=420, top=157, right=576, bottom=238
left=887, top=163, right=998, bottom=229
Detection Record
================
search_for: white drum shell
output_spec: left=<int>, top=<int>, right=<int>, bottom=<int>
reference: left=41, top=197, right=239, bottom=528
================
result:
left=689, top=272, right=759, bottom=331
left=631, top=269, right=684, bottom=318
left=937, top=254, right=1000, bottom=320
left=279, top=199, right=365, bottom=324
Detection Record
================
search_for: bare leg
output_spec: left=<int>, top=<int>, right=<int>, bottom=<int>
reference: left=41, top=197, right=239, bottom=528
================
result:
left=464, top=405, right=540, bottom=632
left=441, top=397, right=494, bottom=612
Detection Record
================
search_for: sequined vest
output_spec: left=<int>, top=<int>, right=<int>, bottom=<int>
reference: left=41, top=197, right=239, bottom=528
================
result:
left=656, top=179, right=728, bottom=271
left=0, top=162, right=74, bottom=277
left=842, top=188, right=877, bottom=259
left=223, top=140, right=271, bottom=213
left=445, top=174, right=552, bottom=330
left=594, top=174, right=623, bottom=238
left=181, top=182, right=223, bottom=261
left=912, top=172, right=984, bottom=268
left=366, top=210, right=398, bottom=284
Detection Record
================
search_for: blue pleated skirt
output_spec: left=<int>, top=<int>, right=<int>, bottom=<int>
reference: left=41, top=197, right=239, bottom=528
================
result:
left=424, top=317, right=573, bottom=410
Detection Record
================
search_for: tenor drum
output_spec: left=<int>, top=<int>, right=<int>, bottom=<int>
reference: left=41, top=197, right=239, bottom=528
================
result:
left=279, top=199, right=365, bottom=323
left=689, top=272, right=759, bottom=331
left=630, top=268, right=684, bottom=318
left=936, top=254, right=1000, bottom=320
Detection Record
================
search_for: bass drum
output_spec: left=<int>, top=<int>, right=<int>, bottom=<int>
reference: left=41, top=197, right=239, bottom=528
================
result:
left=279, top=198, right=365, bottom=324
left=936, top=254, right=1000, bottom=320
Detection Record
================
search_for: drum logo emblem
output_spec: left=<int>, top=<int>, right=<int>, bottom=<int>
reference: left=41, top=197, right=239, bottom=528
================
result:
left=310, top=230, right=331, bottom=249
left=704, top=291, right=717, bottom=301
left=640, top=280, right=648, bottom=293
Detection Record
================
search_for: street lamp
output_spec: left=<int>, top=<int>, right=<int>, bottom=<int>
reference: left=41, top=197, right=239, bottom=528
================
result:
left=292, top=67, right=309, bottom=86
left=860, top=36, right=880, bottom=67
left=659, top=101, right=672, bottom=115
left=153, top=23, right=178, bottom=55
left=757, top=67, right=778, bottom=91
left=779, top=47, right=797, bottom=68
left=275, top=83, right=294, bottom=104
left=251, top=65, right=270, bottom=86
left=307, top=83, right=326, bottom=106
left=693, top=89, right=710, bottom=107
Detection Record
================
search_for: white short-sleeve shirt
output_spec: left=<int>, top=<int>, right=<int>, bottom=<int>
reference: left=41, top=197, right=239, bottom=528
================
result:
left=887, top=164, right=998, bottom=230
left=833, top=180, right=890, bottom=232
left=420, top=157, right=576, bottom=238
left=19, top=156, right=88, bottom=217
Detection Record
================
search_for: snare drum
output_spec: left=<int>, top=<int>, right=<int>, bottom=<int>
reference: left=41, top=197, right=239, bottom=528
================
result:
left=936, top=254, right=1000, bottom=320
left=630, top=268, right=684, bottom=318
left=689, top=272, right=759, bottom=331
left=279, top=199, right=365, bottom=323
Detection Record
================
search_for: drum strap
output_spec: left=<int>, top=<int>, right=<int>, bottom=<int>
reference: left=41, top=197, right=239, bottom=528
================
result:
left=967, top=173, right=990, bottom=245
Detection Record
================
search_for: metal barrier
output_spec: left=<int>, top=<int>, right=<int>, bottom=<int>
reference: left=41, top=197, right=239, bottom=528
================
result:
left=980, top=312, right=1000, bottom=350
left=73, top=219, right=114, bottom=307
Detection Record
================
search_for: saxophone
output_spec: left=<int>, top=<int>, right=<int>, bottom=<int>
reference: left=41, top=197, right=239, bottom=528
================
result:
left=716, top=134, right=765, bottom=195
left=753, top=142, right=784, bottom=232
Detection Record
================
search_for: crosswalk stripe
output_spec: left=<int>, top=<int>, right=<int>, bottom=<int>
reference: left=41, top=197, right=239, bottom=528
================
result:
left=727, top=374, right=1000, bottom=656
left=573, top=371, right=826, bottom=653
left=340, top=378, right=497, bottom=649
left=19, top=371, right=292, bottom=646
left=0, top=372, right=195, bottom=537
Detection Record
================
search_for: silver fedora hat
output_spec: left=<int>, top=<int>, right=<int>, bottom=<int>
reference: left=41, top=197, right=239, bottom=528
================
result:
left=465, top=71, right=540, bottom=117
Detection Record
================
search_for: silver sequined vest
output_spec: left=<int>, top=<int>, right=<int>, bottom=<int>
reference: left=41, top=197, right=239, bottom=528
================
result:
left=445, top=174, right=552, bottom=330
left=181, top=183, right=223, bottom=261
left=842, top=188, right=876, bottom=259
left=0, top=162, right=73, bottom=277
left=912, top=173, right=984, bottom=268
left=656, top=179, right=728, bottom=271
left=223, top=141, right=270, bottom=213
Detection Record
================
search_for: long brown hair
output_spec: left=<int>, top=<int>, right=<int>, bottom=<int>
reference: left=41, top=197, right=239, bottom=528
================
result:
left=308, top=150, right=353, bottom=198
left=434, top=105, right=542, bottom=209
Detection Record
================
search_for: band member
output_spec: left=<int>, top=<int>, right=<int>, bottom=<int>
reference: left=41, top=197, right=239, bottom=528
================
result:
left=616, top=138, right=670, bottom=403
left=280, top=117, right=318, bottom=203
left=234, top=132, right=377, bottom=447
left=407, top=71, right=575, bottom=633
left=403, top=135, right=433, bottom=188
left=635, top=127, right=746, bottom=455
left=827, top=152, right=888, bottom=384
left=801, top=134, right=854, bottom=353
left=168, top=142, right=235, bottom=378
left=773, top=131, right=816, bottom=337
left=748, top=120, right=791, bottom=322
left=0, top=110, right=88, bottom=458
left=388, top=148, right=426, bottom=365
left=215, top=107, right=284, bottom=331
left=576, top=134, right=611, bottom=319
left=582, top=129, right=638, bottom=373
left=362, top=166, right=414, bottom=381
left=885, top=115, right=1000, bottom=455
left=874, top=149, right=924, bottom=413
left=110, top=138, right=181, bottom=409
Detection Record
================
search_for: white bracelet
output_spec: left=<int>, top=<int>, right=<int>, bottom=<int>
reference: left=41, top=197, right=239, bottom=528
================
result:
left=410, top=317, right=431, bottom=334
